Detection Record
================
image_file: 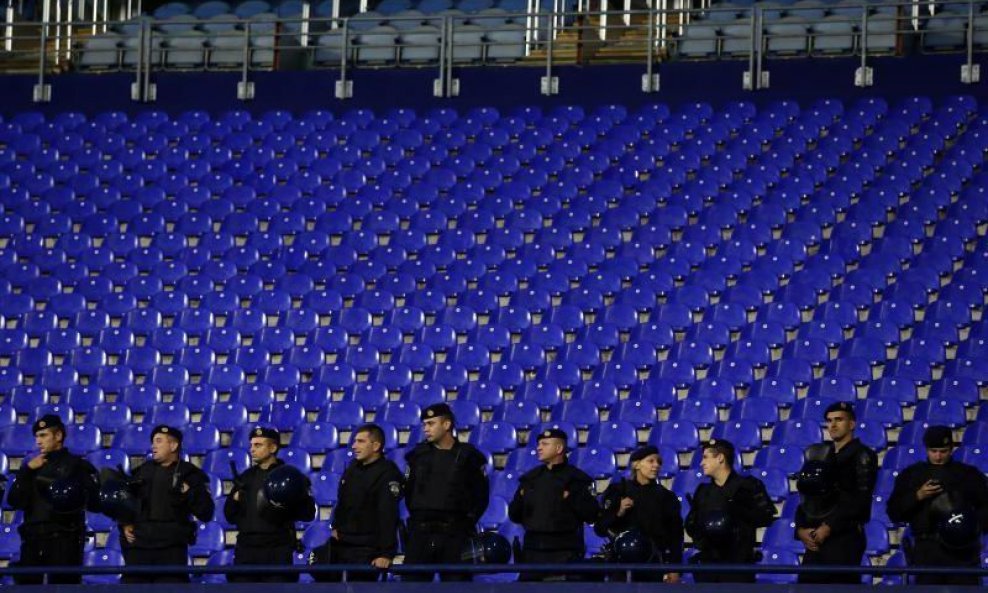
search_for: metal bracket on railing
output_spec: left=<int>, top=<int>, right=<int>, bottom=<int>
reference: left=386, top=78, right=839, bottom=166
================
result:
left=962, top=0, right=979, bottom=82
left=238, top=20, right=255, bottom=99
left=541, top=2, right=558, bottom=94
left=855, top=6, right=873, bottom=86
left=335, top=18, right=352, bottom=98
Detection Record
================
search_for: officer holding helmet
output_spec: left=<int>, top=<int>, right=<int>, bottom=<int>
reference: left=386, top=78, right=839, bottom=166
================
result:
left=7, top=414, right=99, bottom=585
left=685, top=438, right=776, bottom=583
left=887, top=425, right=988, bottom=585
left=595, top=445, right=683, bottom=583
left=794, top=401, right=878, bottom=584
left=225, top=426, right=315, bottom=583
left=508, top=428, right=600, bottom=581
left=119, top=425, right=214, bottom=583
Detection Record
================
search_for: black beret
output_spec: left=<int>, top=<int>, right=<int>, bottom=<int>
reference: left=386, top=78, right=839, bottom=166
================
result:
left=151, top=425, right=183, bottom=444
left=537, top=428, right=568, bottom=443
left=703, top=438, right=735, bottom=460
left=32, top=414, right=65, bottom=435
left=824, top=401, right=856, bottom=420
left=629, top=445, right=660, bottom=464
left=923, top=425, right=953, bottom=449
left=422, top=403, right=453, bottom=421
left=250, top=426, right=280, bottom=442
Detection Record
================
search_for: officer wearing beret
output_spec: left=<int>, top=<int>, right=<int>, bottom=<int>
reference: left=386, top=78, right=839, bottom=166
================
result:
left=119, top=425, right=214, bottom=583
left=509, top=428, right=600, bottom=581
left=685, top=439, right=776, bottom=583
left=225, top=426, right=315, bottom=582
left=887, top=425, right=988, bottom=585
left=313, top=423, right=404, bottom=582
left=595, top=446, right=683, bottom=583
left=794, top=401, right=878, bottom=584
left=404, top=403, right=490, bottom=581
left=8, top=415, right=99, bottom=585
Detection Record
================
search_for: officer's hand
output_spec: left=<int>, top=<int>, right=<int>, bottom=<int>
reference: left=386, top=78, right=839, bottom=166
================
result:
left=371, top=557, right=391, bottom=570
left=123, top=524, right=136, bottom=544
left=26, top=454, right=47, bottom=470
left=232, top=491, right=240, bottom=502
left=562, top=490, right=569, bottom=499
left=916, top=480, right=943, bottom=501
left=663, top=572, right=681, bottom=584
left=797, top=528, right=819, bottom=552
left=616, top=497, right=634, bottom=517
left=813, top=523, right=831, bottom=544
left=181, top=482, right=190, bottom=494
left=331, top=529, right=339, bottom=541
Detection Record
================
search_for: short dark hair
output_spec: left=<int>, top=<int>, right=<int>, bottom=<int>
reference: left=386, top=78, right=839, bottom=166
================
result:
left=355, top=423, right=386, bottom=449
left=703, top=440, right=735, bottom=469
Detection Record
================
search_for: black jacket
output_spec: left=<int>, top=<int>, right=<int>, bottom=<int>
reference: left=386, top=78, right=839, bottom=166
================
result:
left=8, top=448, right=99, bottom=540
left=509, top=461, right=600, bottom=551
left=125, top=459, right=214, bottom=549
left=595, top=477, right=683, bottom=563
left=887, top=459, right=988, bottom=538
left=685, top=471, right=776, bottom=563
left=795, top=438, right=877, bottom=534
left=405, top=441, right=489, bottom=528
left=332, top=456, right=404, bottom=558
left=224, top=459, right=315, bottom=547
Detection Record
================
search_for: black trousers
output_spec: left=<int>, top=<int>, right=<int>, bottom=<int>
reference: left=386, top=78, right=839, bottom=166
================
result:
left=908, top=539, right=981, bottom=586
left=228, top=542, right=297, bottom=583
left=312, top=541, right=383, bottom=582
left=518, top=547, right=585, bottom=582
left=798, top=528, right=866, bottom=584
left=14, top=534, right=85, bottom=585
left=402, top=528, right=471, bottom=582
left=122, top=545, right=190, bottom=583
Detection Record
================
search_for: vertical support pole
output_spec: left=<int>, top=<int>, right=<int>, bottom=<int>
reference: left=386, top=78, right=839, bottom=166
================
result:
left=65, top=0, right=73, bottom=62
left=300, top=0, right=309, bottom=46
left=33, top=12, right=52, bottom=101
left=434, top=15, right=446, bottom=96
left=754, top=5, right=765, bottom=88
left=447, top=15, right=458, bottom=95
left=642, top=0, right=658, bottom=92
left=131, top=14, right=143, bottom=99
left=143, top=21, right=154, bottom=99
left=335, top=18, right=352, bottom=97
left=541, top=0, right=557, bottom=94
left=962, top=0, right=979, bottom=82
left=53, top=0, right=61, bottom=64
left=623, top=0, right=630, bottom=27
left=599, top=0, right=607, bottom=40
left=331, top=0, right=339, bottom=29
left=238, top=20, right=255, bottom=98
left=4, top=0, right=14, bottom=52
left=744, top=6, right=755, bottom=89
left=855, top=6, right=873, bottom=86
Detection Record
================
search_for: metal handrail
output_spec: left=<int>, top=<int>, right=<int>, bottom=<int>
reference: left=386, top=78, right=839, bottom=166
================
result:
left=1, top=0, right=985, bottom=101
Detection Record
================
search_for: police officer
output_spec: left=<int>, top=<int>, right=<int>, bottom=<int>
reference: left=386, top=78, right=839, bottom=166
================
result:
left=119, top=425, right=214, bottom=583
left=887, top=425, right=988, bottom=585
left=314, top=423, right=404, bottom=582
left=225, top=426, right=315, bottom=583
left=794, top=401, right=878, bottom=584
left=596, top=445, right=683, bottom=583
left=508, top=428, right=600, bottom=581
left=685, top=439, right=776, bottom=583
left=404, top=403, right=489, bottom=581
left=7, top=414, right=99, bottom=585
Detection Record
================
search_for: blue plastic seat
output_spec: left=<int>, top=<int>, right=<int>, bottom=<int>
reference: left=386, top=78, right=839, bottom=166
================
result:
left=571, top=447, right=616, bottom=479
left=914, top=397, right=966, bottom=427
left=468, top=421, right=518, bottom=454
left=586, top=420, right=638, bottom=452
left=711, top=420, right=761, bottom=452
left=770, top=420, right=822, bottom=447
left=647, top=420, right=699, bottom=452
left=882, top=445, right=925, bottom=470
left=550, top=399, right=599, bottom=429
left=318, top=401, right=366, bottom=430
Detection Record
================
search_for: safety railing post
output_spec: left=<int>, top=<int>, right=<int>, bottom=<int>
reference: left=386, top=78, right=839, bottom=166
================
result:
left=238, top=20, right=255, bottom=99
left=447, top=15, right=459, bottom=96
left=540, top=0, right=557, bottom=94
left=335, top=18, right=352, bottom=98
left=743, top=6, right=755, bottom=88
left=754, top=5, right=767, bottom=88
left=855, top=5, right=873, bottom=86
left=33, top=14, right=51, bottom=101
left=642, top=1, right=658, bottom=92
left=143, top=21, right=155, bottom=100
left=434, top=15, right=446, bottom=96
left=300, top=0, right=309, bottom=46
left=962, top=0, right=979, bottom=82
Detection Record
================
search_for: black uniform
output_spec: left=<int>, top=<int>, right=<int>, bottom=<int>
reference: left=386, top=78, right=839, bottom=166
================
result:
left=596, top=477, right=683, bottom=581
left=315, top=456, right=404, bottom=582
left=7, top=448, right=99, bottom=585
left=121, top=459, right=215, bottom=583
left=224, top=459, right=315, bottom=583
left=403, top=440, right=489, bottom=581
left=887, top=459, right=988, bottom=585
left=508, top=461, right=600, bottom=581
left=794, top=438, right=878, bottom=584
left=685, top=471, right=776, bottom=583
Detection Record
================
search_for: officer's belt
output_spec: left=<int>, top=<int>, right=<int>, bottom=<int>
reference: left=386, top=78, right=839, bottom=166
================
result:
left=408, top=519, right=469, bottom=533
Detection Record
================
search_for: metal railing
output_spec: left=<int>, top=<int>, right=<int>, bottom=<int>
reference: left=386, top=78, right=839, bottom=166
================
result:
left=1, top=560, right=987, bottom=582
left=1, top=0, right=986, bottom=102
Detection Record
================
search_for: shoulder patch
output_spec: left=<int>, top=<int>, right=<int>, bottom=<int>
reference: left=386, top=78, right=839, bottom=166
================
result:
left=388, top=480, right=401, bottom=498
